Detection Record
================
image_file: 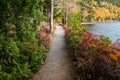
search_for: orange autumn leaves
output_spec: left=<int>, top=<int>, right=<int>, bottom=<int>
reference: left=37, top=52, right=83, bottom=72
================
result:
left=109, top=43, right=120, bottom=62
left=109, top=49, right=120, bottom=62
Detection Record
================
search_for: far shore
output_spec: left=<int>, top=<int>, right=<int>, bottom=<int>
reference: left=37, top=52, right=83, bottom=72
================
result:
left=81, top=22, right=94, bottom=25
left=81, top=20, right=120, bottom=25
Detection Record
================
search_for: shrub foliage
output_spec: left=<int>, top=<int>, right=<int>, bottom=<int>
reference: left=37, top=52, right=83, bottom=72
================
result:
left=65, top=13, right=120, bottom=80
left=0, top=0, right=48, bottom=80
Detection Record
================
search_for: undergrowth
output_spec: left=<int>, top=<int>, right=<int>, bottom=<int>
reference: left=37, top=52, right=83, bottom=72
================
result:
left=64, top=13, right=120, bottom=80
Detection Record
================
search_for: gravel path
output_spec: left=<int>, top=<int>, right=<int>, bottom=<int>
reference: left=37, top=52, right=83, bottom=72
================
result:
left=33, top=25, right=76, bottom=80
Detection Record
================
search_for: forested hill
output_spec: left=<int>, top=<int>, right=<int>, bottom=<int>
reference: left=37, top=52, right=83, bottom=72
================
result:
left=95, top=0, right=120, bottom=6
left=79, top=0, right=120, bottom=22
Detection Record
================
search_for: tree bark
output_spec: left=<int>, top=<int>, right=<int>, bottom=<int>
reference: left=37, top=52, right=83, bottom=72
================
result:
left=50, top=0, right=54, bottom=33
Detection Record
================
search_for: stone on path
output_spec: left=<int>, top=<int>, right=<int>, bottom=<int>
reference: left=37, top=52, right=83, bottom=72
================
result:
left=33, top=25, right=76, bottom=80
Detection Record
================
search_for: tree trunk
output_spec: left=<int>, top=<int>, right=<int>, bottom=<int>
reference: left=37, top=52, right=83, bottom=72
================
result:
left=50, top=0, right=54, bottom=33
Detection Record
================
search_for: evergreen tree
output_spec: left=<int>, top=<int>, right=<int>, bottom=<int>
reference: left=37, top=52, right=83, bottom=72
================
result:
left=0, top=0, right=46, bottom=79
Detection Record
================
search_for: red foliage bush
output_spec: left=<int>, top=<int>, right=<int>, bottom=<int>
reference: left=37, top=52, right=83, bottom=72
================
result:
left=64, top=26, right=72, bottom=37
left=36, top=22, right=51, bottom=51
left=65, top=27, right=120, bottom=80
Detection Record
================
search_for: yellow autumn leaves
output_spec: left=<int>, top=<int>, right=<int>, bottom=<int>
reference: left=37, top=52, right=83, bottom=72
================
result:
left=82, top=2, right=120, bottom=21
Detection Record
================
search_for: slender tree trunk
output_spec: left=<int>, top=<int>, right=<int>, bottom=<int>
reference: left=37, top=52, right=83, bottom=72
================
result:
left=50, top=0, right=54, bottom=33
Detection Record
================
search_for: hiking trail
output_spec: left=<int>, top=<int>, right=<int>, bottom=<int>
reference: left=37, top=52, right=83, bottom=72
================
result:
left=33, top=25, right=76, bottom=80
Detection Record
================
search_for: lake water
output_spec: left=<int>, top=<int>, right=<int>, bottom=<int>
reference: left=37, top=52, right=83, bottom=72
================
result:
left=86, top=21, right=120, bottom=43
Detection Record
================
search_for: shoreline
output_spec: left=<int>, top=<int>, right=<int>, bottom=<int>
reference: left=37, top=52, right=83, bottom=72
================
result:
left=81, top=22, right=93, bottom=25
left=81, top=20, right=120, bottom=25
left=81, top=21, right=102, bottom=25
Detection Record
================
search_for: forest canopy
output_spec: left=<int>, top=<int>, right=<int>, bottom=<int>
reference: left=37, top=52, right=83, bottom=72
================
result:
left=79, top=0, right=120, bottom=22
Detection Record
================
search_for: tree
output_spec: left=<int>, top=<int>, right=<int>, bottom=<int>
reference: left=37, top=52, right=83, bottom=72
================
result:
left=0, top=0, right=46, bottom=79
left=50, top=0, right=54, bottom=33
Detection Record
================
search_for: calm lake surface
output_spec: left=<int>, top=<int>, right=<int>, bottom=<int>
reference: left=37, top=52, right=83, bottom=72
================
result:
left=86, top=21, right=120, bottom=42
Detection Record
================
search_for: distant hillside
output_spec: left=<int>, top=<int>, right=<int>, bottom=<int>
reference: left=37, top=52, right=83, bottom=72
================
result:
left=79, top=0, right=120, bottom=22
left=95, top=0, right=120, bottom=6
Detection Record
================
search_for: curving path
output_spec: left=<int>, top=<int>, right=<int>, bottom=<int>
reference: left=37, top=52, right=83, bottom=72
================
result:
left=32, top=25, right=76, bottom=80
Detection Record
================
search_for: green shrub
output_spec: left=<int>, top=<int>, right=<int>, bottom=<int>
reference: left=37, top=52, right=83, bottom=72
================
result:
left=0, top=0, right=48, bottom=80
left=0, top=36, right=46, bottom=80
